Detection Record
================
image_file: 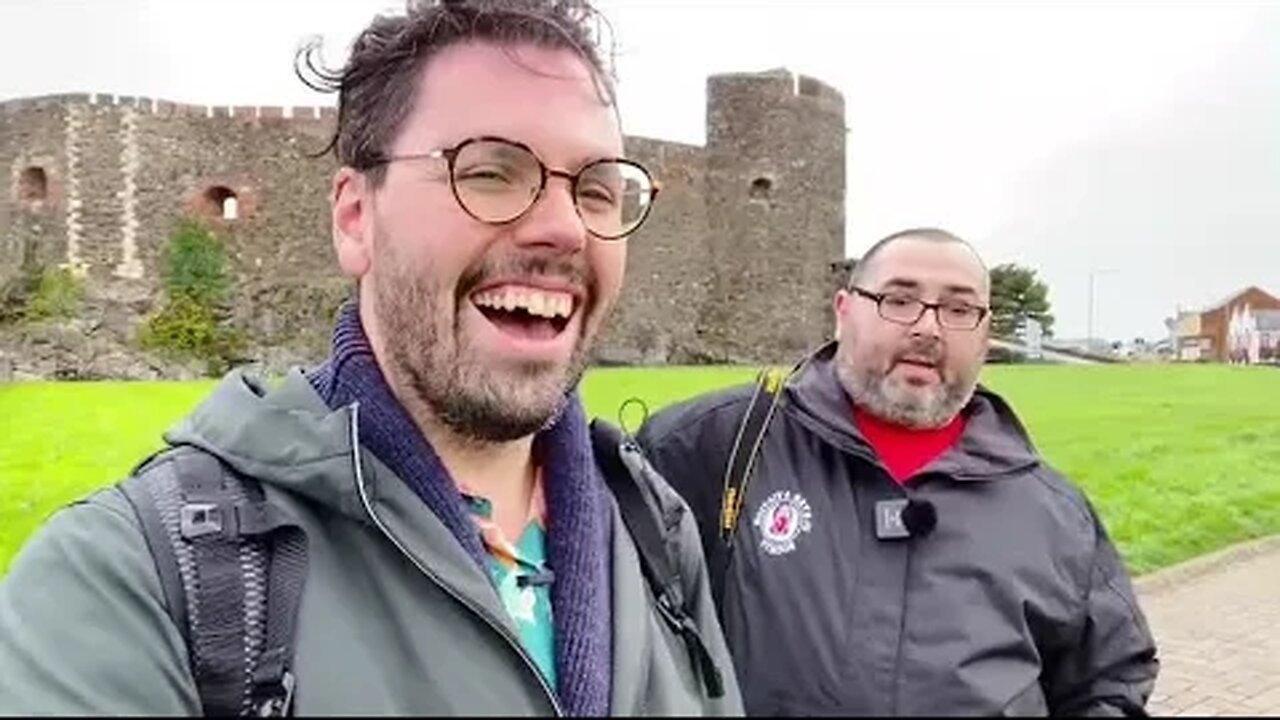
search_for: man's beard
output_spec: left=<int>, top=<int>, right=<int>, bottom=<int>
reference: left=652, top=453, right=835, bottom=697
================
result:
left=835, top=333, right=979, bottom=429
left=372, top=234, right=597, bottom=443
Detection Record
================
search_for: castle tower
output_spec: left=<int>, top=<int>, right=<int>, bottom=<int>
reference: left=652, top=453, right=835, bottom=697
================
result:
left=700, top=68, right=846, bottom=363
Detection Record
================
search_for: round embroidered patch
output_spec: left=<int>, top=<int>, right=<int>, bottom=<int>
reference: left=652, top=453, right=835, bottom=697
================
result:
left=753, top=490, right=813, bottom=556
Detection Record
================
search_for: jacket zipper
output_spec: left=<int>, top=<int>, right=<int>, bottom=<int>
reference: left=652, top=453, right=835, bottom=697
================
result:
left=345, top=402, right=566, bottom=717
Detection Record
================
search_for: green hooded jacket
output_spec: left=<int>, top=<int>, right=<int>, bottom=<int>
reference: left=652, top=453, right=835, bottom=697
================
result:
left=0, top=369, right=743, bottom=716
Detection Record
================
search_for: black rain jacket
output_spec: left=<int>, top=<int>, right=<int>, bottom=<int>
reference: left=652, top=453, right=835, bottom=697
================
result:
left=637, top=344, right=1158, bottom=716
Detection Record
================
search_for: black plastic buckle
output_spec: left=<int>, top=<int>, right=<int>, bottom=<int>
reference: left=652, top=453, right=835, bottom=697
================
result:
left=179, top=501, right=284, bottom=541
left=179, top=502, right=223, bottom=539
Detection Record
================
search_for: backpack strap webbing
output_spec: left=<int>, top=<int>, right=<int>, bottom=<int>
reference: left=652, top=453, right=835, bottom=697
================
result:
left=119, top=447, right=307, bottom=717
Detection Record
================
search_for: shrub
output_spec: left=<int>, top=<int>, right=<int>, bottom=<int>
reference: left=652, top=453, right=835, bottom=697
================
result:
left=140, top=219, right=246, bottom=376
left=162, top=219, right=232, bottom=307
left=0, top=265, right=84, bottom=324
left=24, top=266, right=84, bottom=321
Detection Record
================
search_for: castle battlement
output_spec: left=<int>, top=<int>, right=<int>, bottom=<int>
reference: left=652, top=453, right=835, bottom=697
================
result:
left=707, top=67, right=845, bottom=116
left=0, top=93, right=337, bottom=122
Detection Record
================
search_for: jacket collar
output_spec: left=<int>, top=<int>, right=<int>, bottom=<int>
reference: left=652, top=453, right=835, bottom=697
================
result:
left=785, top=341, right=1042, bottom=480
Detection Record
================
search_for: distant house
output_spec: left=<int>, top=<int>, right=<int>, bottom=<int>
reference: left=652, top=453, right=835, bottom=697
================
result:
left=1168, top=286, right=1280, bottom=362
left=1261, top=312, right=1280, bottom=363
left=1228, top=305, right=1280, bottom=364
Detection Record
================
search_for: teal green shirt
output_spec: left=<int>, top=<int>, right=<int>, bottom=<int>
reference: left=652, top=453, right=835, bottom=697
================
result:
left=461, top=493, right=556, bottom=689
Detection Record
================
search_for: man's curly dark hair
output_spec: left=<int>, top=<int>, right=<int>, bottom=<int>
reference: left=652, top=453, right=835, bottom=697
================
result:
left=296, top=0, right=616, bottom=185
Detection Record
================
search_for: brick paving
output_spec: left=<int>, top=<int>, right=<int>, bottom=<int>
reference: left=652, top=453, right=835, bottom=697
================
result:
left=1137, top=538, right=1280, bottom=717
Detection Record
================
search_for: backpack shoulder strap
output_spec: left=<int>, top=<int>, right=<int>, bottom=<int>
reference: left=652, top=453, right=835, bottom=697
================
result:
left=718, top=367, right=787, bottom=543
left=119, top=454, right=189, bottom=637
left=712, top=345, right=826, bottom=607
left=118, top=446, right=307, bottom=717
left=590, top=419, right=726, bottom=700
left=707, top=368, right=787, bottom=606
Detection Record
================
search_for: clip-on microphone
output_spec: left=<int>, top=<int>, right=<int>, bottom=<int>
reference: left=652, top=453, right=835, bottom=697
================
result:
left=875, top=498, right=937, bottom=540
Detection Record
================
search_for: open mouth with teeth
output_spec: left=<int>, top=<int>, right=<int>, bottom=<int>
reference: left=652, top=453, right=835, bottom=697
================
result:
left=894, top=356, right=942, bottom=382
left=471, top=286, right=577, bottom=341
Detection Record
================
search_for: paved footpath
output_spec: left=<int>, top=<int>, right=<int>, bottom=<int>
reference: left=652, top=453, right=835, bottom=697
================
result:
left=1137, top=536, right=1280, bottom=717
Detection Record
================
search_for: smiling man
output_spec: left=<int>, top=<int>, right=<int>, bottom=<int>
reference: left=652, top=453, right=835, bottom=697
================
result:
left=0, top=1, right=740, bottom=715
left=638, top=227, right=1159, bottom=716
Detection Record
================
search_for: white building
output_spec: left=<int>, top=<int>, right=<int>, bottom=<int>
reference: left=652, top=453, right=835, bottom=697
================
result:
left=1226, top=305, right=1280, bottom=364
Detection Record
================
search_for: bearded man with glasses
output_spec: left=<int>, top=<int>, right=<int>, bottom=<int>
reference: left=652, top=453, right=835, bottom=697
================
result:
left=0, top=1, right=741, bottom=716
left=638, top=227, right=1159, bottom=716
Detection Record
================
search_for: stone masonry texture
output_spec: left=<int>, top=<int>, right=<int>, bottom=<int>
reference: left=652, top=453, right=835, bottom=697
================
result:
left=0, top=69, right=847, bottom=380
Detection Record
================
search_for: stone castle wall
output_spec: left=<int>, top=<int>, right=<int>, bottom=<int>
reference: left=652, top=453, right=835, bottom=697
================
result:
left=0, top=69, right=846, bottom=379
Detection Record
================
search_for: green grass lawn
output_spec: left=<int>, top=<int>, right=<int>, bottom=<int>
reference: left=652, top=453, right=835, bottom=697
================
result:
left=3, top=363, right=1278, bottom=576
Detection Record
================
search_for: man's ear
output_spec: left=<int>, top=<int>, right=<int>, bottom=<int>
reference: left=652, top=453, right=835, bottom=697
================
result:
left=832, top=289, right=853, bottom=341
left=332, top=167, right=372, bottom=279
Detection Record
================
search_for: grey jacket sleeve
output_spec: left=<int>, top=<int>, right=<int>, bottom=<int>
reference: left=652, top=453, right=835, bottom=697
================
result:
left=0, top=489, right=200, bottom=716
left=1045, top=513, right=1159, bottom=717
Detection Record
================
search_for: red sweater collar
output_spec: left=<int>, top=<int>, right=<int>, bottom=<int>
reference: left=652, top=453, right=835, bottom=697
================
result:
left=852, top=406, right=967, bottom=485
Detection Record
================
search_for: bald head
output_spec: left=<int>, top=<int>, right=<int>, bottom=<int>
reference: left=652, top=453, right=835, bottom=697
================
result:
left=847, top=228, right=989, bottom=300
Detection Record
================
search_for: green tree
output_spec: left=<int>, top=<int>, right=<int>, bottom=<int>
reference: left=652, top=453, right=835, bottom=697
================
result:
left=988, top=263, right=1055, bottom=338
left=163, top=219, right=232, bottom=307
left=140, top=219, right=245, bottom=375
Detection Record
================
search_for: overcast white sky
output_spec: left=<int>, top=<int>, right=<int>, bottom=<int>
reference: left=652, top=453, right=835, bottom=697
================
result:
left=2, top=0, right=1277, bottom=342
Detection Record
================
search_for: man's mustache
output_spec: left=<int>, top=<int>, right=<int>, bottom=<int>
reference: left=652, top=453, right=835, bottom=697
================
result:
left=893, top=339, right=944, bottom=366
left=457, top=254, right=592, bottom=300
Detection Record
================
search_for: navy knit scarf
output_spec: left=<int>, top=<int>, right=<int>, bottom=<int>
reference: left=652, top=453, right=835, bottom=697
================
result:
left=307, top=300, right=614, bottom=715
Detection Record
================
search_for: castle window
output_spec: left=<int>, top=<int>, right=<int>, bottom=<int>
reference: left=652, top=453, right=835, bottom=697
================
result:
left=203, top=186, right=239, bottom=220
left=18, top=166, right=48, bottom=203
left=749, top=176, right=773, bottom=201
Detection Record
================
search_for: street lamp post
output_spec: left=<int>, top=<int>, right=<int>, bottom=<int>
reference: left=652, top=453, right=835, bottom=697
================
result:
left=1087, top=268, right=1117, bottom=350
left=1088, top=272, right=1095, bottom=346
